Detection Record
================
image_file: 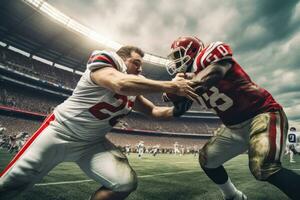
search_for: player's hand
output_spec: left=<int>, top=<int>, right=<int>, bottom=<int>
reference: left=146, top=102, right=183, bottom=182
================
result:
left=173, top=72, right=194, bottom=80
left=171, top=76, right=199, bottom=102
left=172, top=73, right=185, bottom=81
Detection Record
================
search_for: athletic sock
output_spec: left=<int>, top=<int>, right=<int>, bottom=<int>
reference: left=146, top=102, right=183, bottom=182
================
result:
left=218, top=178, right=238, bottom=198
left=202, top=165, right=237, bottom=198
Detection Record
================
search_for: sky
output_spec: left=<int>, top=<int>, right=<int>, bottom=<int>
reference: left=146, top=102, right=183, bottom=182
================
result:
left=50, top=0, right=300, bottom=129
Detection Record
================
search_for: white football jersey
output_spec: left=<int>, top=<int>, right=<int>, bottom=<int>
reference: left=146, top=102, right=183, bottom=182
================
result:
left=54, top=50, right=136, bottom=141
left=137, top=142, right=144, bottom=149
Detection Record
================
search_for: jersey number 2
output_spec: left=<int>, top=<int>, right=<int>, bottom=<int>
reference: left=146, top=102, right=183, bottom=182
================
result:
left=89, top=94, right=133, bottom=126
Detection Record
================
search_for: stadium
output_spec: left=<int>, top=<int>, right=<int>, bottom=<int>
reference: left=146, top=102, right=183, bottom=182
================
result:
left=0, top=0, right=299, bottom=200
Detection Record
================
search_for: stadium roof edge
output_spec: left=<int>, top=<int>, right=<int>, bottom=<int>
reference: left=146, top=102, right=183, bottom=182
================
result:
left=22, top=0, right=170, bottom=67
left=0, top=0, right=171, bottom=79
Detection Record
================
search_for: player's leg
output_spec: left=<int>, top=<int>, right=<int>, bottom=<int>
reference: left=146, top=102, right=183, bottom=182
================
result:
left=199, top=126, right=247, bottom=200
left=138, top=148, right=143, bottom=158
left=77, top=140, right=137, bottom=200
left=248, top=110, right=300, bottom=200
left=289, top=149, right=295, bottom=162
left=0, top=114, right=65, bottom=199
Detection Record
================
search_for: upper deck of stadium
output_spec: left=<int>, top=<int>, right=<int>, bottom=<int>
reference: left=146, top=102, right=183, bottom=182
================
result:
left=0, top=0, right=170, bottom=79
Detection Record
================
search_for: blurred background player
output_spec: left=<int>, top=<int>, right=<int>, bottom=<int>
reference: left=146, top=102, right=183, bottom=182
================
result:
left=285, top=127, right=298, bottom=163
left=285, top=144, right=296, bottom=163
left=0, top=126, right=6, bottom=135
left=125, top=144, right=131, bottom=156
left=193, top=145, right=199, bottom=158
left=0, top=132, right=5, bottom=149
left=166, top=36, right=300, bottom=200
left=7, top=134, right=17, bottom=153
left=180, top=145, right=185, bottom=156
left=15, top=132, right=28, bottom=152
left=0, top=45, right=198, bottom=200
left=0, top=126, right=5, bottom=148
left=173, top=141, right=180, bottom=155
left=136, top=141, right=144, bottom=159
left=151, top=144, right=160, bottom=157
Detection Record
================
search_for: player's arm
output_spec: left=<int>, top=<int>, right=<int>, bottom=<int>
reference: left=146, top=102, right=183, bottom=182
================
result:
left=192, top=60, right=232, bottom=93
left=133, top=95, right=173, bottom=118
left=90, top=67, right=198, bottom=100
left=133, top=95, right=192, bottom=118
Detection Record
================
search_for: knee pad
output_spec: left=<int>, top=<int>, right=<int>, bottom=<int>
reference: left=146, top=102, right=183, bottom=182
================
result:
left=111, top=171, right=138, bottom=193
left=199, top=149, right=221, bottom=169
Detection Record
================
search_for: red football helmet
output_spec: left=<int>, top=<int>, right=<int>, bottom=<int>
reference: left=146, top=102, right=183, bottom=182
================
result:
left=167, top=36, right=204, bottom=75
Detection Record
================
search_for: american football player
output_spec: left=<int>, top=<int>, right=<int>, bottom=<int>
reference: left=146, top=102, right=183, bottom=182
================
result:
left=137, top=140, right=144, bottom=159
left=0, top=46, right=199, bottom=200
left=165, top=36, right=300, bottom=200
left=151, top=144, right=160, bottom=156
left=125, top=144, right=131, bottom=156
left=173, top=141, right=180, bottom=155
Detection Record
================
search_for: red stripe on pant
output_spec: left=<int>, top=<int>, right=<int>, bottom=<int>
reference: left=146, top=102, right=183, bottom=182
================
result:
left=266, top=113, right=277, bottom=162
left=0, top=113, right=55, bottom=177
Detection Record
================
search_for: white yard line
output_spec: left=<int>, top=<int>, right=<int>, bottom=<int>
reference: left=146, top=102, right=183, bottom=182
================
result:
left=35, top=170, right=199, bottom=187
left=139, top=170, right=198, bottom=178
left=291, top=169, right=300, bottom=171
left=25, top=166, right=300, bottom=187
left=36, top=179, right=93, bottom=186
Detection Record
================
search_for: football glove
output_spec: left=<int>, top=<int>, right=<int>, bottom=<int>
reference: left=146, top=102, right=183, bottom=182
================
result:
left=172, top=98, right=193, bottom=117
left=162, top=92, right=186, bottom=103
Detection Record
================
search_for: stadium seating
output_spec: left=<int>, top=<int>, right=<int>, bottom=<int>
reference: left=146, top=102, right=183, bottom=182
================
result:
left=0, top=46, right=80, bottom=88
left=122, top=116, right=218, bottom=135
left=142, top=93, right=208, bottom=111
left=0, top=81, right=219, bottom=135
left=0, top=115, right=41, bottom=135
left=0, top=83, right=61, bottom=114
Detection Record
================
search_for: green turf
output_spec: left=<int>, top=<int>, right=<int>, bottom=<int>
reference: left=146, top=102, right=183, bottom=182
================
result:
left=0, top=149, right=299, bottom=200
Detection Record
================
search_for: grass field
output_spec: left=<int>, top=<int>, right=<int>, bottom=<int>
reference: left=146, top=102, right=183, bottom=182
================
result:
left=1, top=149, right=299, bottom=200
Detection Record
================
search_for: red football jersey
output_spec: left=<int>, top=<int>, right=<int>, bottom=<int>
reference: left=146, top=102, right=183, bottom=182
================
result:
left=191, top=42, right=282, bottom=126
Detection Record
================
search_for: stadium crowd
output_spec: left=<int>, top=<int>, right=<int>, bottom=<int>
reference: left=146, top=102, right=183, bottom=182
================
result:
left=0, top=129, right=29, bottom=154
left=0, top=46, right=80, bottom=88
left=0, top=83, right=61, bottom=114
left=0, top=80, right=219, bottom=134
left=122, top=116, right=218, bottom=135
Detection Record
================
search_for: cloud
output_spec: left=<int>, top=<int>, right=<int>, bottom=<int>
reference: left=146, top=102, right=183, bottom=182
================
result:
left=49, top=0, right=300, bottom=124
left=230, top=0, right=300, bottom=52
